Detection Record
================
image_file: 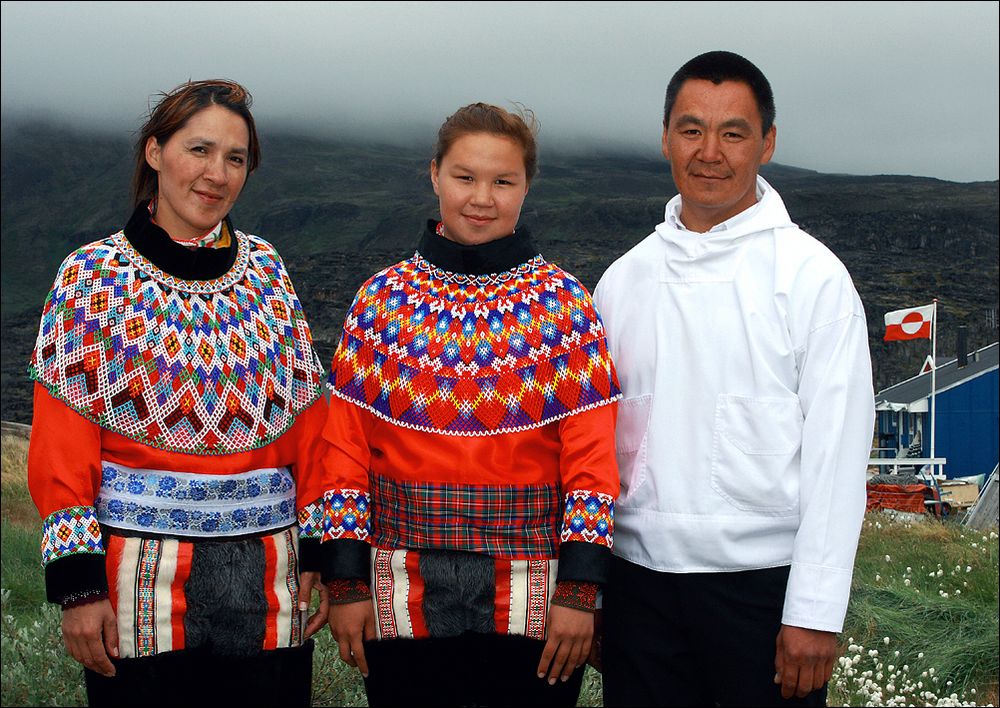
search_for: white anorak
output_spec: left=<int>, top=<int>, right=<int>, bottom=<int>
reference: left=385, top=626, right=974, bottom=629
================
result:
left=594, top=176, right=875, bottom=632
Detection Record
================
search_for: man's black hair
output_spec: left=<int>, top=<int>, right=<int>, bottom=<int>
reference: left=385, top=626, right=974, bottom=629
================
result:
left=663, top=51, right=775, bottom=135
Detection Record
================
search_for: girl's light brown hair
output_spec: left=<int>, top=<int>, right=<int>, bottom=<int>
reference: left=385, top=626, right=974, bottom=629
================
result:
left=130, top=79, right=261, bottom=208
left=434, top=102, right=539, bottom=184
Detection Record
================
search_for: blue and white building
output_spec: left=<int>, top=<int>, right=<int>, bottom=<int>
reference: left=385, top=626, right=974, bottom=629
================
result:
left=875, top=342, right=999, bottom=479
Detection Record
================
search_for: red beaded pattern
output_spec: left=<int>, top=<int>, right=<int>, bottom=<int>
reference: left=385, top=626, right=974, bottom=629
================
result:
left=328, top=253, right=620, bottom=436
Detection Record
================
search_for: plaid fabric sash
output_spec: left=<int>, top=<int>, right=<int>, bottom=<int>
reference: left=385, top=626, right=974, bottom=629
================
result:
left=370, top=475, right=561, bottom=558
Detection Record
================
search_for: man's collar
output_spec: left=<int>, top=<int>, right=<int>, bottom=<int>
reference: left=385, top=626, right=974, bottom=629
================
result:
left=666, top=176, right=769, bottom=234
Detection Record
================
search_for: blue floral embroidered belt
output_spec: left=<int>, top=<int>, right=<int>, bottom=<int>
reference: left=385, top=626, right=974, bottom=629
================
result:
left=95, top=462, right=297, bottom=537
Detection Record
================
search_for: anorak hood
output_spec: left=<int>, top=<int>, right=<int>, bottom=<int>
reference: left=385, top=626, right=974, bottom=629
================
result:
left=654, top=176, right=796, bottom=276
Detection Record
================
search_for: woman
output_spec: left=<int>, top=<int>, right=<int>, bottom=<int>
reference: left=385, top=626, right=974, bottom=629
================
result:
left=321, top=103, right=620, bottom=706
left=27, top=79, right=330, bottom=707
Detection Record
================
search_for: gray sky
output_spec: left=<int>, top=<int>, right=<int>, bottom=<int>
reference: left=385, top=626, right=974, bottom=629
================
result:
left=2, top=1, right=998, bottom=182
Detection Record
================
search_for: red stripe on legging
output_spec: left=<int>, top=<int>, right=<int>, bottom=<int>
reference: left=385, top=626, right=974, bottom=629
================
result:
left=494, top=559, right=512, bottom=634
left=105, top=534, right=124, bottom=614
left=404, top=552, right=428, bottom=638
left=262, top=535, right=279, bottom=650
left=171, top=541, right=193, bottom=651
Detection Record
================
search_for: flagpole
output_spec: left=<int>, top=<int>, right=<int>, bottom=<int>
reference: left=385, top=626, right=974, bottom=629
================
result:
left=930, top=299, right=938, bottom=477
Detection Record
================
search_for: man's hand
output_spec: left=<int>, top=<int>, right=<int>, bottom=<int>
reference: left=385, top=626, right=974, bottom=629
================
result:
left=774, top=624, right=838, bottom=699
left=62, top=599, right=119, bottom=677
left=327, top=598, right=375, bottom=677
left=537, top=604, right=593, bottom=685
left=298, top=571, right=330, bottom=639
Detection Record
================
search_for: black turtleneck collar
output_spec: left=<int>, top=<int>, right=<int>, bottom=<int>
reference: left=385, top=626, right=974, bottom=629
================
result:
left=416, top=220, right=539, bottom=276
left=123, top=201, right=239, bottom=281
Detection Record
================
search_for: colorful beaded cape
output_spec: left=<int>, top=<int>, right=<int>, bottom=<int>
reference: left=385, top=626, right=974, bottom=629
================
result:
left=29, top=229, right=324, bottom=454
left=328, top=252, right=621, bottom=435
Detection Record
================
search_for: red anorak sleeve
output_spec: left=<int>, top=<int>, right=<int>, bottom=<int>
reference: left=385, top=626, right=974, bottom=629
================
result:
left=28, top=384, right=103, bottom=520
left=558, top=402, right=620, bottom=501
left=288, top=396, right=330, bottom=539
left=285, top=395, right=330, bottom=572
left=320, top=394, right=375, bottom=582
left=27, top=383, right=108, bottom=605
left=554, top=402, right=619, bottom=587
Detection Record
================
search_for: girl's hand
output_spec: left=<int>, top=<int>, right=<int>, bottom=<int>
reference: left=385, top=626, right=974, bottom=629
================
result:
left=327, top=599, right=376, bottom=677
left=536, top=604, right=593, bottom=685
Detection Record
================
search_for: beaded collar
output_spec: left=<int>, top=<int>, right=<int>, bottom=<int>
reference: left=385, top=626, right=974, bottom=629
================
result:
left=327, top=222, right=620, bottom=436
left=30, top=213, right=324, bottom=454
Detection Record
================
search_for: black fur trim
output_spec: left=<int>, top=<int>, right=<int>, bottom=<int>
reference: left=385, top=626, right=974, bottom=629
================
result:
left=45, top=553, right=108, bottom=606
left=556, top=541, right=610, bottom=585
left=418, top=550, right=495, bottom=638
left=184, top=538, right=267, bottom=656
left=320, top=539, right=371, bottom=583
left=298, top=537, right=320, bottom=573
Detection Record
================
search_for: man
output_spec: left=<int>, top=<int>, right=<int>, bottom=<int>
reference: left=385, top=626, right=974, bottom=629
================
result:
left=594, top=51, right=874, bottom=706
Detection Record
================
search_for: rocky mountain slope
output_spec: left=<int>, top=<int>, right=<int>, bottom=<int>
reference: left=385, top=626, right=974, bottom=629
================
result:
left=2, top=122, right=997, bottom=423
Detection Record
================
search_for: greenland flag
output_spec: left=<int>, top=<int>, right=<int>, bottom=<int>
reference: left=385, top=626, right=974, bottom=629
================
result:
left=884, top=304, right=934, bottom=341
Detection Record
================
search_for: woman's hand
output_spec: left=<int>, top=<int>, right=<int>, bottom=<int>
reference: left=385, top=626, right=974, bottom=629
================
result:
left=536, top=604, right=593, bottom=685
left=62, top=599, right=118, bottom=677
left=327, top=598, right=375, bottom=677
left=298, top=571, right=330, bottom=639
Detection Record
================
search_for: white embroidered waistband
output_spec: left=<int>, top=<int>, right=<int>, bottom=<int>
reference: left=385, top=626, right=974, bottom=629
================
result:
left=95, top=462, right=296, bottom=537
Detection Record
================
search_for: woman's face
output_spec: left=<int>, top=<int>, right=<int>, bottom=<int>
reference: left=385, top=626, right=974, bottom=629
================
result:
left=430, top=132, right=529, bottom=246
left=145, top=104, right=250, bottom=241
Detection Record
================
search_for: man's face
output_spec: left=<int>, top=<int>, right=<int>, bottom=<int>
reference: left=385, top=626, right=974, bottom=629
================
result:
left=662, top=79, right=776, bottom=233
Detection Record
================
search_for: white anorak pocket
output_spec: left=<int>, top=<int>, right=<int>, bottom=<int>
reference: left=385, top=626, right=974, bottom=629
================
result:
left=710, top=394, right=802, bottom=514
left=615, top=394, right=653, bottom=504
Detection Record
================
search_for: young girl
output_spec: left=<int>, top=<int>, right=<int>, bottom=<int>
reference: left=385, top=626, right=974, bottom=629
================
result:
left=321, top=103, right=620, bottom=706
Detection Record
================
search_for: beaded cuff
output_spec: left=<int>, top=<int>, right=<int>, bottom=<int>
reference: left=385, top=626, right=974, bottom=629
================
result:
left=326, top=578, right=372, bottom=605
left=550, top=580, right=599, bottom=612
left=41, top=505, right=104, bottom=566
left=298, top=497, right=325, bottom=539
left=559, top=491, right=614, bottom=548
left=323, top=489, right=371, bottom=542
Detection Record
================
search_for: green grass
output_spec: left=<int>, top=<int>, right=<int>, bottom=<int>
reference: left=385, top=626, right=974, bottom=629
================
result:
left=2, top=434, right=995, bottom=706
left=829, top=514, right=999, bottom=706
left=1, top=519, right=47, bottom=614
left=1, top=592, right=88, bottom=707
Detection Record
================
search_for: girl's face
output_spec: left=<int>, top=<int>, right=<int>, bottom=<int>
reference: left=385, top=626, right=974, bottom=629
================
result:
left=145, top=104, right=250, bottom=241
left=430, top=132, right=529, bottom=246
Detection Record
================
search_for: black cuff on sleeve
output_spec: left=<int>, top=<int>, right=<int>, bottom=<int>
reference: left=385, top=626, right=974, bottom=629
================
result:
left=298, top=537, right=321, bottom=573
left=320, top=539, right=371, bottom=584
left=556, top=541, right=611, bottom=586
left=44, top=553, right=108, bottom=606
